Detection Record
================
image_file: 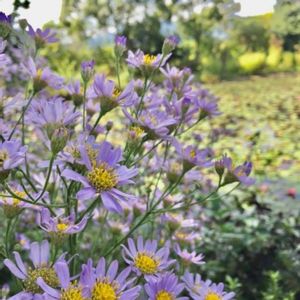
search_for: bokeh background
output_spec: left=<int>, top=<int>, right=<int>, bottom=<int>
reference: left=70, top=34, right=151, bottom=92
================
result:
left=1, top=0, right=300, bottom=299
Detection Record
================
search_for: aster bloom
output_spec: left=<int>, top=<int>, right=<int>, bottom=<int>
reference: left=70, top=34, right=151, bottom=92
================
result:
left=0, top=184, right=34, bottom=218
left=0, top=38, right=9, bottom=66
left=160, top=65, right=193, bottom=95
left=197, top=283, right=235, bottom=300
left=37, top=261, right=88, bottom=300
left=145, top=272, right=188, bottom=300
left=115, top=35, right=127, bottom=56
left=4, top=240, right=62, bottom=299
left=127, top=49, right=171, bottom=74
left=123, top=108, right=177, bottom=140
left=182, top=272, right=211, bottom=300
left=215, top=155, right=255, bottom=186
left=91, top=74, right=137, bottom=114
left=62, top=141, right=138, bottom=213
left=81, top=60, right=95, bottom=82
left=174, top=244, right=205, bottom=266
left=173, top=141, right=212, bottom=172
left=162, top=35, right=180, bottom=55
left=195, top=98, right=220, bottom=120
left=25, top=57, right=64, bottom=92
left=38, top=208, right=88, bottom=243
left=0, top=12, right=12, bottom=38
left=29, top=98, right=80, bottom=135
left=65, top=80, right=83, bottom=106
left=27, top=25, right=58, bottom=48
left=81, top=257, right=141, bottom=300
left=122, top=236, right=175, bottom=277
left=0, top=140, right=27, bottom=180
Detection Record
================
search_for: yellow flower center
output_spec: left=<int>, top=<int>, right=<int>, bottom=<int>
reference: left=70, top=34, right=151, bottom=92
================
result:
left=129, top=126, right=144, bottom=139
left=92, top=281, right=118, bottom=300
left=24, top=267, right=59, bottom=294
left=134, top=253, right=159, bottom=274
left=57, top=223, right=69, bottom=232
left=205, top=293, right=221, bottom=300
left=113, top=88, right=121, bottom=99
left=0, top=150, right=8, bottom=167
left=143, top=54, right=157, bottom=65
left=12, top=191, right=26, bottom=206
left=61, top=286, right=85, bottom=300
left=36, top=68, right=43, bottom=79
left=156, top=291, right=173, bottom=300
left=190, top=149, right=196, bottom=159
left=87, top=163, right=117, bottom=192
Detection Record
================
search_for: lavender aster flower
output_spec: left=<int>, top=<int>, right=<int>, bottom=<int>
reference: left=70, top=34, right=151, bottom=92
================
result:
left=37, top=261, right=88, bottom=300
left=173, top=141, right=212, bottom=172
left=62, top=141, right=138, bottom=214
left=38, top=208, right=88, bottom=244
left=182, top=272, right=211, bottom=299
left=115, top=35, right=127, bottom=56
left=91, top=74, right=137, bottom=114
left=0, top=12, right=12, bottom=38
left=25, top=57, right=64, bottom=92
left=27, top=25, right=58, bottom=48
left=174, top=244, right=205, bottom=266
left=162, top=35, right=180, bottom=55
left=4, top=240, right=62, bottom=299
left=215, top=155, right=255, bottom=186
left=81, top=60, right=95, bottom=82
left=0, top=38, right=9, bottom=66
left=127, top=50, right=171, bottom=75
left=81, top=257, right=141, bottom=300
left=122, top=236, right=175, bottom=278
left=145, top=272, right=188, bottom=300
left=198, top=283, right=235, bottom=300
left=0, top=140, right=26, bottom=180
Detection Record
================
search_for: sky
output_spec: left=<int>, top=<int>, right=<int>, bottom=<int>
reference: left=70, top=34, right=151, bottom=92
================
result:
left=0, top=0, right=277, bottom=28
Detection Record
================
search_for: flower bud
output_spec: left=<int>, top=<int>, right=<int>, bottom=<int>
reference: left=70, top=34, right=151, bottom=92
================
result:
left=162, top=35, right=180, bottom=55
left=114, top=35, right=127, bottom=56
left=50, top=126, right=69, bottom=155
left=81, top=60, right=95, bottom=83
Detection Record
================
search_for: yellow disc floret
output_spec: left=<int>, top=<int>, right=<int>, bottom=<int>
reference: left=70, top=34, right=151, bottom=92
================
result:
left=92, top=281, right=118, bottom=300
left=0, top=150, right=8, bottom=168
left=156, top=290, right=174, bottom=300
left=23, top=267, right=59, bottom=294
left=143, top=54, right=157, bottom=65
left=87, top=163, right=117, bottom=192
left=57, top=223, right=69, bottom=232
left=205, top=293, right=221, bottom=300
left=61, top=286, right=85, bottom=300
left=134, top=253, right=159, bottom=274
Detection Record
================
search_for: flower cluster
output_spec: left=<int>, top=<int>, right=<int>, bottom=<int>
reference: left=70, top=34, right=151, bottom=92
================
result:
left=0, top=11, right=255, bottom=299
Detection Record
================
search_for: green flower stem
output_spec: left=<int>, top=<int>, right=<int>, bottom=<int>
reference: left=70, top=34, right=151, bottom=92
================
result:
left=5, top=218, right=12, bottom=258
left=82, top=82, right=88, bottom=131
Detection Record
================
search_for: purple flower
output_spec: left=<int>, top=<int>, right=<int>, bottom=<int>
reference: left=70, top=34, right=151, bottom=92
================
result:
left=91, top=74, right=137, bottom=114
left=195, top=98, right=220, bottom=119
left=4, top=240, right=63, bottom=298
left=122, top=236, right=175, bottom=278
left=197, top=283, right=235, bottom=300
left=182, top=272, right=211, bottom=299
left=173, top=140, right=212, bottom=172
left=37, top=260, right=88, bottom=300
left=27, top=25, right=58, bottom=48
left=123, top=108, right=177, bottom=140
left=174, top=244, right=205, bottom=266
left=81, top=257, right=141, bottom=299
left=0, top=38, right=9, bottom=66
left=162, top=35, right=180, bottom=55
left=145, top=272, right=188, bottom=300
left=215, top=154, right=255, bottom=186
left=0, top=12, right=12, bottom=38
left=115, top=35, right=127, bottom=55
left=81, top=60, right=95, bottom=82
left=127, top=50, right=171, bottom=74
left=0, top=140, right=26, bottom=180
left=28, top=98, right=80, bottom=136
left=38, top=208, right=88, bottom=243
left=62, top=141, right=138, bottom=214
left=25, top=57, right=64, bottom=92
left=160, top=65, right=193, bottom=95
